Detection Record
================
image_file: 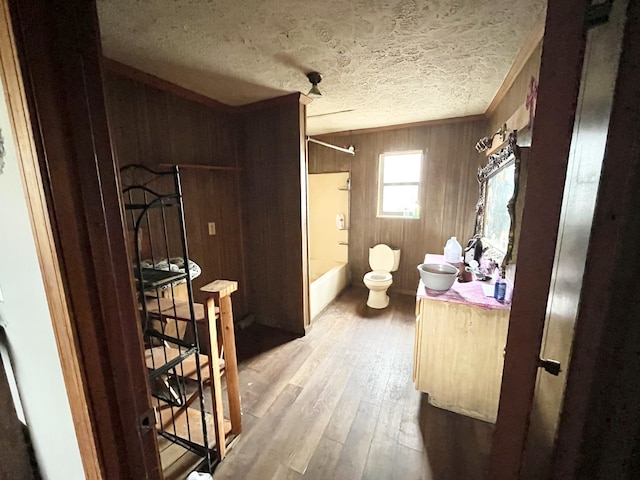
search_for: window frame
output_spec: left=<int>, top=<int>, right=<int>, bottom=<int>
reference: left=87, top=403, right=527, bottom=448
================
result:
left=376, top=149, right=423, bottom=219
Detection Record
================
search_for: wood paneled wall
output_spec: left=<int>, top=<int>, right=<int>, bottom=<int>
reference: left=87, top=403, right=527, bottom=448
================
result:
left=241, top=94, right=308, bottom=334
left=103, top=72, right=248, bottom=316
left=311, top=118, right=487, bottom=295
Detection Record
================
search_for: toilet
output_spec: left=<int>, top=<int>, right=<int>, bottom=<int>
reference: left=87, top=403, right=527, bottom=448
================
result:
left=363, top=244, right=401, bottom=309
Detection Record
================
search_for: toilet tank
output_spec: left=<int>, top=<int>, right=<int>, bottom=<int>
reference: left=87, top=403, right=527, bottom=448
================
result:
left=391, top=249, right=401, bottom=272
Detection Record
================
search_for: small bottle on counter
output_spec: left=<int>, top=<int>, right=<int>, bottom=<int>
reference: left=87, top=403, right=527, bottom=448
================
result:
left=494, top=274, right=507, bottom=303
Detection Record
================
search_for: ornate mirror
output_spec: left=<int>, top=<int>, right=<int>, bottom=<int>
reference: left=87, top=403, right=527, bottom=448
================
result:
left=474, top=131, right=525, bottom=273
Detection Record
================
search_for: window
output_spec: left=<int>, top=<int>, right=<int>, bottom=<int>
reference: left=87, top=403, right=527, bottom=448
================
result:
left=377, top=150, right=423, bottom=218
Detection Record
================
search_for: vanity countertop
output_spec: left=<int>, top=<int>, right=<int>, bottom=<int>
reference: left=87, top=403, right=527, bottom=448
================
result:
left=416, top=254, right=509, bottom=311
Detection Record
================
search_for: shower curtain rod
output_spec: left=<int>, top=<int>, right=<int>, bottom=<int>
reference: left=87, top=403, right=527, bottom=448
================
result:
left=307, top=136, right=355, bottom=156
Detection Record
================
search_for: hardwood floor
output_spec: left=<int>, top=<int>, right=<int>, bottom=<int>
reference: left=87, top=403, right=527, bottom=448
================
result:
left=212, top=287, right=493, bottom=480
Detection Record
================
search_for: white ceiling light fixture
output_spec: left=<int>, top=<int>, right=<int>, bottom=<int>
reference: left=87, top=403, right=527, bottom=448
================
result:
left=306, top=71, right=322, bottom=98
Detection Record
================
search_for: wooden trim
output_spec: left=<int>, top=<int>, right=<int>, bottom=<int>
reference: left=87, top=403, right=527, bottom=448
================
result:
left=101, top=57, right=236, bottom=114
left=300, top=100, right=310, bottom=329
left=488, top=1, right=588, bottom=478
left=485, top=14, right=546, bottom=118
left=314, top=114, right=486, bottom=137
left=0, top=2, right=101, bottom=478
left=159, top=163, right=242, bottom=172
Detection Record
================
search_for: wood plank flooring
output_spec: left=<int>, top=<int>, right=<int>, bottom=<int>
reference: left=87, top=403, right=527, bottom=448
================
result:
left=212, top=287, right=493, bottom=480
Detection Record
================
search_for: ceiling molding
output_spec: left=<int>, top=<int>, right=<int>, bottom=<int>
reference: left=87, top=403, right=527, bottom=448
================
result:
left=313, top=114, right=487, bottom=138
left=485, top=14, right=546, bottom=119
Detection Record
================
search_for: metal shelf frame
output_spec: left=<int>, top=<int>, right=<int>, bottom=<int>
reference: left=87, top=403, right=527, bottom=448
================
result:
left=120, top=164, right=217, bottom=474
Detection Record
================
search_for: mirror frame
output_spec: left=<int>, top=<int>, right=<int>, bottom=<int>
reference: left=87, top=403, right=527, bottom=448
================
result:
left=474, top=131, right=523, bottom=273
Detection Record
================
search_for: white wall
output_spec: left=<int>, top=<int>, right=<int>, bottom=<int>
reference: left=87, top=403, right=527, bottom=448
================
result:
left=0, top=78, right=84, bottom=477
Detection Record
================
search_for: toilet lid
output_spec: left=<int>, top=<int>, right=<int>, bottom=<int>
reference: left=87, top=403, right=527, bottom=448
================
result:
left=369, top=244, right=395, bottom=272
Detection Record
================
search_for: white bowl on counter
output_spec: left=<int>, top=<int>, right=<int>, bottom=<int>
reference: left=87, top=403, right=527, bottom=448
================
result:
left=417, top=263, right=459, bottom=291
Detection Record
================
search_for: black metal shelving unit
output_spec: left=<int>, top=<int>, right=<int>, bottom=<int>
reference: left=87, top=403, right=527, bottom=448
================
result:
left=120, top=164, right=216, bottom=475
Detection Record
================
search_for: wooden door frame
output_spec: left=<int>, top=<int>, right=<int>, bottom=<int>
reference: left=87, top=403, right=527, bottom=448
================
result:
left=0, top=1, right=101, bottom=477
left=491, top=0, right=640, bottom=478
left=5, top=1, right=161, bottom=478
left=551, top=0, right=640, bottom=476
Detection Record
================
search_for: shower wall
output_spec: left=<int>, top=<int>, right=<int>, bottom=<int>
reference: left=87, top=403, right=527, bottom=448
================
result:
left=308, top=172, right=350, bottom=267
left=308, top=172, right=350, bottom=319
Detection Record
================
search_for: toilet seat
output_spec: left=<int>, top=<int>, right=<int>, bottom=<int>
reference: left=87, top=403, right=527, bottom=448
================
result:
left=364, top=271, right=392, bottom=283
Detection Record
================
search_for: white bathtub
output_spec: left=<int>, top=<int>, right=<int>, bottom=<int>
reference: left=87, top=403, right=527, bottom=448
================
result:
left=309, top=259, right=349, bottom=320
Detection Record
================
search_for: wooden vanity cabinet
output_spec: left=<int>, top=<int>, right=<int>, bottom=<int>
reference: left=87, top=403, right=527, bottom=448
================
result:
left=413, top=255, right=510, bottom=423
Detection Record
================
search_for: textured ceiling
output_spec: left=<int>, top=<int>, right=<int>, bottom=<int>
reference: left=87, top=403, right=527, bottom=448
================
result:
left=97, top=0, right=546, bottom=135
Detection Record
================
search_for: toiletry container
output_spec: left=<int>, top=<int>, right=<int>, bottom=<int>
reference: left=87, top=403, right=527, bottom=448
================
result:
left=444, top=236, right=462, bottom=263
